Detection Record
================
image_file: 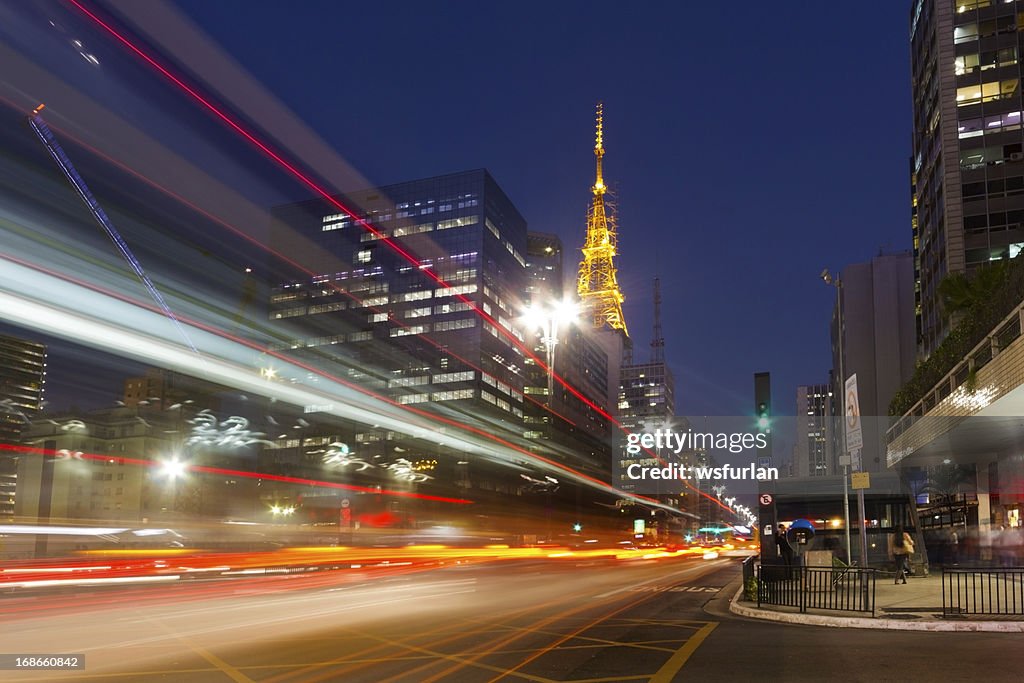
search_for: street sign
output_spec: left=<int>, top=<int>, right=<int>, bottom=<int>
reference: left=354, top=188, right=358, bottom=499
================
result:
left=851, top=472, right=870, bottom=490
left=844, top=374, right=863, bottom=455
left=759, top=494, right=773, bottom=506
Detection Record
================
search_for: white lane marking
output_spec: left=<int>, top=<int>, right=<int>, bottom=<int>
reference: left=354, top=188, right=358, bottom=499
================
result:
left=594, top=559, right=729, bottom=599
left=77, top=588, right=479, bottom=653
left=124, top=579, right=478, bottom=621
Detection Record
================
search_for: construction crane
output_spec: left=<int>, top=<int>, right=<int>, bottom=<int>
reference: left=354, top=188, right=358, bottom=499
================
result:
left=26, top=103, right=200, bottom=355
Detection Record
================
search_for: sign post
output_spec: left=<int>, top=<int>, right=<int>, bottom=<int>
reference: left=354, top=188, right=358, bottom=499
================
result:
left=845, top=375, right=869, bottom=566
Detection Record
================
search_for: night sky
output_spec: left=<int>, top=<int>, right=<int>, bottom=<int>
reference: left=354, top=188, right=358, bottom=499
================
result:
left=2, top=1, right=914, bottom=428
left=169, top=0, right=913, bottom=418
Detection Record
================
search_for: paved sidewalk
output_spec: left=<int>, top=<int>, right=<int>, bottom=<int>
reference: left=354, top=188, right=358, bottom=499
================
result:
left=730, top=572, right=1024, bottom=632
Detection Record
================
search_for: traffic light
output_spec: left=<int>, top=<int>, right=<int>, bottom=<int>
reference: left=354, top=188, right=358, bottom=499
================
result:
left=757, top=401, right=770, bottom=431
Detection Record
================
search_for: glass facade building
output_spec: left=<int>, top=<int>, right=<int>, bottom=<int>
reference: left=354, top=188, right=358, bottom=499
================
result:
left=268, top=170, right=552, bottom=491
left=0, top=334, right=46, bottom=519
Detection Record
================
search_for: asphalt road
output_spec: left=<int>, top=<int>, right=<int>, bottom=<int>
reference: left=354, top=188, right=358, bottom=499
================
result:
left=3, top=556, right=1024, bottom=682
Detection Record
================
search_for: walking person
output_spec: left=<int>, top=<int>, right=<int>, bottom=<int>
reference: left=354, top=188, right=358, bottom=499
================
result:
left=893, top=524, right=914, bottom=584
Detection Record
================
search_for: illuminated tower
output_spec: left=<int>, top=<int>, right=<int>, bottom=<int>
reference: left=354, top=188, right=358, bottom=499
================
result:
left=577, top=103, right=628, bottom=336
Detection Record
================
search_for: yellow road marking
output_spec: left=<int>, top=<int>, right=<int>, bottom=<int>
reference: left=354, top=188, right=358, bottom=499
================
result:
left=144, top=616, right=255, bottom=683
left=649, top=621, right=718, bottom=683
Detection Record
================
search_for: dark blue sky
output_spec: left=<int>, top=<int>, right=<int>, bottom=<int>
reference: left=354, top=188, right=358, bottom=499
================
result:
left=113, top=1, right=916, bottom=418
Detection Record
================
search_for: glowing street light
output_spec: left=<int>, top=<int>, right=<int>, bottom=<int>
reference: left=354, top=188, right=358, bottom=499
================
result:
left=521, top=298, right=580, bottom=400
left=159, top=457, right=187, bottom=480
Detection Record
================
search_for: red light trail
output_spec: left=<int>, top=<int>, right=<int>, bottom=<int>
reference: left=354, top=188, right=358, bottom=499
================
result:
left=60, top=0, right=736, bottom=516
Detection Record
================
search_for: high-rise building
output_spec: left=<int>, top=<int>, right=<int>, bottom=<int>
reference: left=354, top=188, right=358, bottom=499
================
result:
left=523, top=232, right=611, bottom=476
left=0, top=334, right=46, bottom=443
left=831, top=251, right=917, bottom=472
left=268, top=169, right=547, bottom=492
left=0, top=333, right=46, bottom=519
left=616, top=279, right=677, bottom=494
left=794, top=383, right=834, bottom=478
left=910, top=0, right=1024, bottom=355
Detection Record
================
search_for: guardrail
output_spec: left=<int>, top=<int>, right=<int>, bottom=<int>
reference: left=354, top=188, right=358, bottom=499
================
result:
left=757, top=564, right=876, bottom=615
left=887, top=301, right=1024, bottom=444
left=943, top=567, right=1024, bottom=616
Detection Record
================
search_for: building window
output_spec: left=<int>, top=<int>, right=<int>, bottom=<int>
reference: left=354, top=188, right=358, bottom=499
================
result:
left=437, top=216, right=480, bottom=230
left=390, top=324, right=430, bottom=337
left=356, top=249, right=373, bottom=264
left=432, top=389, right=474, bottom=401
left=433, top=371, right=474, bottom=383
left=434, top=318, right=476, bottom=332
left=956, top=79, right=1019, bottom=107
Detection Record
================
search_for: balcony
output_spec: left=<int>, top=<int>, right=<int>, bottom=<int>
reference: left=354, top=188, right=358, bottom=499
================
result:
left=887, top=300, right=1024, bottom=467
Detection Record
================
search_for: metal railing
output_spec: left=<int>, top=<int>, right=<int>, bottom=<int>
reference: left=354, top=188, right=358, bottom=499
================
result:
left=757, top=564, right=876, bottom=615
left=943, top=567, right=1024, bottom=616
left=887, top=300, right=1024, bottom=443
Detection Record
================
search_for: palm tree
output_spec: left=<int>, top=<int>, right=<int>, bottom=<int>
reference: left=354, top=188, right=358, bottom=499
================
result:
left=938, top=260, right=1009, bottom=317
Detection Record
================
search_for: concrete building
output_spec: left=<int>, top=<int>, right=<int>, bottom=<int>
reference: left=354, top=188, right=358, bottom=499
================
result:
left=16, top=404, right=261, bottom=524
left=831, top=251, right=917, bottom=472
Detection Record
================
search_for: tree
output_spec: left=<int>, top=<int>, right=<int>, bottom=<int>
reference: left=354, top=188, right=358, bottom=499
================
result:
left=938, top=260, right=1009, bottom=317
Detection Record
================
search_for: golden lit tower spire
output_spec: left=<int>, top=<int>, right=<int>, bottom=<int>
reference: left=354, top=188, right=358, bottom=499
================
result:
left=577, top=102, right=628, bottom=335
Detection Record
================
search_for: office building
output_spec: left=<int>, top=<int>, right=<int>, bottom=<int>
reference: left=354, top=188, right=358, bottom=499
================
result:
left=0, top=334, right=46, bottom=519
left=523, top=232, right=611, bottom=476
left=268, top=169, right=551, bottom=492
left=911, top=0, right=1024, bottom=354
left=794, top=383, right=834, bottom=478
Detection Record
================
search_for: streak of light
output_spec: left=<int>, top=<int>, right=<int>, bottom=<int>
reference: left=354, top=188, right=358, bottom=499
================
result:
left=3, top=575, right=181, bottom=589
left=66, top=0, right=613, bottom=426
left=0, top=443, right=473, bottom=504
left=0, top=525, right=128, bottom=535
left=13, top=6, right=726, bottom=516
left=12, top=106, right=590, bottom=441
left=0, top=258, right=682, bottom=514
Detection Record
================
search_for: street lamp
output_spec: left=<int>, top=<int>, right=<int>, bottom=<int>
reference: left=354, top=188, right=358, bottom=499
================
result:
left=521, top=299, right=580, bottom=400
left=822, top=268, right=854, bottom=565
left=159, top=456, right=187, bottom=481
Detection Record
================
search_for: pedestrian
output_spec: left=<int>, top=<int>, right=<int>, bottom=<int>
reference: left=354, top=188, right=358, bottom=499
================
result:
left=949, top=528, right=959, bottom=565
left=893, top=525, right=914, bottom=584
left=776, top=524, right=794, bottom=576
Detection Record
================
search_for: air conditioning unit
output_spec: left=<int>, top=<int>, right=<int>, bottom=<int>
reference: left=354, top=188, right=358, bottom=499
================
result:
left=1011, top=152, right=1024, bottom=161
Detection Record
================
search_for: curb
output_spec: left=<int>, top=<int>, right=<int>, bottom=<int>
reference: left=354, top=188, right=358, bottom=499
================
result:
left=728, top=585, right=1024, bottom=632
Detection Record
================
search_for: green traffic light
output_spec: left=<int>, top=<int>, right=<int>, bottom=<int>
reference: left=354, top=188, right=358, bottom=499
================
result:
left=757, top=416, right=770, bottom=430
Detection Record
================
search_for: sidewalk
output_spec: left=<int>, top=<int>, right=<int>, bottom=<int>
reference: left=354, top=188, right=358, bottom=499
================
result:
left=729, top=572, right=1024, bottom=632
